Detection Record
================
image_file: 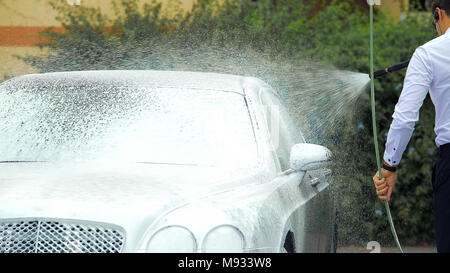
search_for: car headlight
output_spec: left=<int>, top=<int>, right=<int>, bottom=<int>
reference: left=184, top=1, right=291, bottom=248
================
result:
left=146, top=226, right=197, bottom=253
left=202, top=225, right=245, bottom=253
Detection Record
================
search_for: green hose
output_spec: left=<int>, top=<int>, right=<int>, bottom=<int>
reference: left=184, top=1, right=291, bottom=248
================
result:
left=369, top=4, right=404, bottom=253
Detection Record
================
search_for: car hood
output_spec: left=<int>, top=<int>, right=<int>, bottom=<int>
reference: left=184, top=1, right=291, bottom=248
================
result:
left=0, top=162, right=271, bottom=234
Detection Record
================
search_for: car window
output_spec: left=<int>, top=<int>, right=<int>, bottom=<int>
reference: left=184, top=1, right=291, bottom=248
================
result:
left=0, top=83, right=258, bottom=170
left=258, top=88, right=304, bottom=171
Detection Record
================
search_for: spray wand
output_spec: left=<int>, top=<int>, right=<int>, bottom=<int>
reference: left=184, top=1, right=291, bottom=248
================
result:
left=369, top=3, right=404, bottom=253
left=373, top=60, right=410, bottom=79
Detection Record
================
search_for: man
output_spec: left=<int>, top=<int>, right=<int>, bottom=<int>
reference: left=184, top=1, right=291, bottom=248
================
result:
left=373, top=0, right=450, bottom=252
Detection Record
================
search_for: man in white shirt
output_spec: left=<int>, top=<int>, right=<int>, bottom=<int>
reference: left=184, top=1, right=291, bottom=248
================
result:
left=373, top=0, right=450, bottom=252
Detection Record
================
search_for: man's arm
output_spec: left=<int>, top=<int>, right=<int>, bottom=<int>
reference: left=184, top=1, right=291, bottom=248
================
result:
left=383, top=46, right=433, bottom=167
left=373, top=46, right=433, bottom=201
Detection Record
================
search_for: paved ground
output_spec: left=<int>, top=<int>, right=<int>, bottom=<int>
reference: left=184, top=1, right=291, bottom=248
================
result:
left=337, top=246, right=437, bottom=253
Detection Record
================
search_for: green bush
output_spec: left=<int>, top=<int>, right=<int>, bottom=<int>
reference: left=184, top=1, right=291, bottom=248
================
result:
left=22, top=0, right=438, bottom=247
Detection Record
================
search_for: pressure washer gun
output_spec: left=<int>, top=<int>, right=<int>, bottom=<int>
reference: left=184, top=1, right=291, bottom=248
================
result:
left=372, top=60, right=410, bottom=79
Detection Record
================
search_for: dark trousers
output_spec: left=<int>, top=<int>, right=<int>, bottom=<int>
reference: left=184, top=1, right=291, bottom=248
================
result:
left=432, top=143, right=450, bottom=253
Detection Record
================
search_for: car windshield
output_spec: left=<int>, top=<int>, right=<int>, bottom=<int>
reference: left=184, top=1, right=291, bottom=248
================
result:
left=0, top=80, right=259, bottom=169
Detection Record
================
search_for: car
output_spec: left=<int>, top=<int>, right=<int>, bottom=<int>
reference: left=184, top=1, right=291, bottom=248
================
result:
left=0, top=70, right=336, bottom=253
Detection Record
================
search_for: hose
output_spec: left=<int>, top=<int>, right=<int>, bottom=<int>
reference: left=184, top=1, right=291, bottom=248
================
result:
left=369, top=3, right=404, bottom=253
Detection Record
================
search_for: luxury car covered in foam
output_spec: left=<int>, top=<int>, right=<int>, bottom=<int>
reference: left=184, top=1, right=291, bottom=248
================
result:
left=0, top=70, right=336, bottom=253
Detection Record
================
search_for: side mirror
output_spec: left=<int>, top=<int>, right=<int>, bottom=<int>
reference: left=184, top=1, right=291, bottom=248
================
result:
left=289, top=143, right=333, bottom=172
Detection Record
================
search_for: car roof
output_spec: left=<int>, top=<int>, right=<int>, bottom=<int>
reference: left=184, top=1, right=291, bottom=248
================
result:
left=2, top=70, right=266, bottom=95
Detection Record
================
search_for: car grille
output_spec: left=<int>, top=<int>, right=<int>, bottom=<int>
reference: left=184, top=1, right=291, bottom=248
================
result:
left=0, top=219, right=125, bottom=253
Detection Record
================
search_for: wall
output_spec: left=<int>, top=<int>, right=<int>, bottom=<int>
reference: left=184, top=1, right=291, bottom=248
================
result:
left=378, top=0, right=409, bottom=20
left=0, top=0, right=195, bottom=81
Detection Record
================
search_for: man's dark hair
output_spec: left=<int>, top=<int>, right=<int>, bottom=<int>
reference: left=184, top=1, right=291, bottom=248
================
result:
left=433, top=0, right=450, bottom=16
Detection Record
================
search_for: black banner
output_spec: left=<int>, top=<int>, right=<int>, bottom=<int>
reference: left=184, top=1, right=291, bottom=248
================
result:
left=0, top=253, right=443, bottom=272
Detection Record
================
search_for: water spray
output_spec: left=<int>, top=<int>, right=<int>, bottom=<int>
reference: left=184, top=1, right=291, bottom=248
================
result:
left=369, top=3, right=404, bottom=253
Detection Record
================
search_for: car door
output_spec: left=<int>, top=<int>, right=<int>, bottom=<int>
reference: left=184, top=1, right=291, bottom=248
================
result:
left=258, top=87, right=335, bottom=253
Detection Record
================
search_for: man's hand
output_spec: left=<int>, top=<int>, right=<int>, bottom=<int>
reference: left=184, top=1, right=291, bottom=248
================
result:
left=373, top=167, right=398, bottom=201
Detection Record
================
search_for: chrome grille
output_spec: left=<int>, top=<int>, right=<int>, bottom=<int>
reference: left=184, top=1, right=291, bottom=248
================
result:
left=0, top=219, right=125, bottom=253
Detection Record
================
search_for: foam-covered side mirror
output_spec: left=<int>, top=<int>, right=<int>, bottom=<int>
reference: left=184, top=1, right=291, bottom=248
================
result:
left=289, top=144, right=333, bottom=172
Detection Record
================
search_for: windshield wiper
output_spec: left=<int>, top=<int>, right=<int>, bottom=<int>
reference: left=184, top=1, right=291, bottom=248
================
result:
left=0, top=161, right=45, bottom=163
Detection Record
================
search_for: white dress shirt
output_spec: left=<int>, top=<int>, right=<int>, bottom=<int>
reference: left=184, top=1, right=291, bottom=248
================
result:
left=383, top=27, right=450, bottom=166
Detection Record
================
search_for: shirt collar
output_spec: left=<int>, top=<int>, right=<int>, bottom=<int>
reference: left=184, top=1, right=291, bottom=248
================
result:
left=446, top=27, right=450, bottom=34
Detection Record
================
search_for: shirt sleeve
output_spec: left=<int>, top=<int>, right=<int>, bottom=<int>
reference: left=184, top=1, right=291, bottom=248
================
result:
left=383, top=46, right=433, bottom=166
